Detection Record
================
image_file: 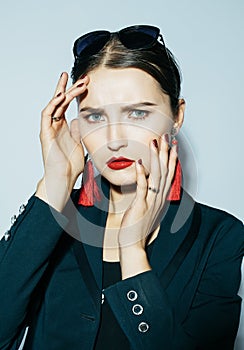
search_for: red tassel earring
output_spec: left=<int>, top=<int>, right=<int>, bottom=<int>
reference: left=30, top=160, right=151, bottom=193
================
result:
left=166, top=127, right=182, bottom=201
left=167, top=160, right=182, bottom=201
left=78, top=156, right=101, bottom=206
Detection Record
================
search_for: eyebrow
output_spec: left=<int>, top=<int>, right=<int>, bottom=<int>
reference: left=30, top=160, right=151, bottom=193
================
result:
left=79, top=106, right=104, bottom=114
left=120, top=102, right=158, bottom=112
left=79, top=102, right=158, bottom=113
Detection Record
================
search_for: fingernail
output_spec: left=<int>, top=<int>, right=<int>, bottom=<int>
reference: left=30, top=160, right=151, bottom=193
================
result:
left=60, top=72, right=64, bottom=78
left=77, top=83, right=84, bottom=88
left=164, top=133, right=169, bottom=143
left=138, top=159, right=142, bottom=165
left=172, top=138, right=178, bottom=145
left=80, top=74, right=87, bottom=79
left=152, top=139, right=158, bottom=149
left=56, top=92, right=62, bottom=97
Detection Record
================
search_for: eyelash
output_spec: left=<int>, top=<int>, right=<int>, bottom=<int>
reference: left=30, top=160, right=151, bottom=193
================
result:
left=128, top=110, right=149, bottom=120
left=83, top=109, right=150, bottom=123
left=83, top=114, right=105, bottom=123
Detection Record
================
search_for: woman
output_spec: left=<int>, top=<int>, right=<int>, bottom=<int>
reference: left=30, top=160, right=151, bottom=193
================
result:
left=0, top=25, right=243, bottom=350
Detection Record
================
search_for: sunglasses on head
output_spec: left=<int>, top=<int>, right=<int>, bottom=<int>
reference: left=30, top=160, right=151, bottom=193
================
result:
left=73, top=25, right=167, bottom=59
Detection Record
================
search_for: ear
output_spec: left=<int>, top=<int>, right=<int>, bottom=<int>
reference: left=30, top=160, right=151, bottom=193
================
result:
left=70, top=118, right=82, bottom=144
left=173, top=99, right=185, bottom=132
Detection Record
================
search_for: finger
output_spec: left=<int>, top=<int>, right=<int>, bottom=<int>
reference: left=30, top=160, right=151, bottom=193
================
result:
left=159, top=133, right=170, bottom=169
left=133, top=159, right=148, bottom=202
left=62, top=76, right=89, bottom=105
left=49, top=80, right=88, bottom=126
left=53, top=73, right=89, bottom=113
left=52, top=79, right=88, bottom=119
left=41, top=72, right=68, bottom=131
left=156, top=133, right=170, bottom=194
left=41, top=92, right=66, bottom=131
left=62, top=74, right=89, bottom=97
left=147, top=139, right=161, bottom=201
left=40, top=75, right=89, bottom=137
left=70, top=119, right=81, bottom=144
left=53, top=72, right=69, bottom=98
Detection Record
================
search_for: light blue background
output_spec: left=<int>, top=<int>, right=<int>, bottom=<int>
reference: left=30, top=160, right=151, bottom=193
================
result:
left=0, top=0, right=243, bottom=348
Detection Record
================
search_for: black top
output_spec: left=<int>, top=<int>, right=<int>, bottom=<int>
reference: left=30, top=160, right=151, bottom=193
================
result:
left=94, top=242, right=155, bottom=349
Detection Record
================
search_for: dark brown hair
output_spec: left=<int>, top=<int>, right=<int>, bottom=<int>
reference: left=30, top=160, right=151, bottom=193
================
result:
left=71, top=33, right=182, bottom=115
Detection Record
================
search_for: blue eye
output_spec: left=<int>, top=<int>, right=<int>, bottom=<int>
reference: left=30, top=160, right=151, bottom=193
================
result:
left=129, top=110, right=148, bottom=120
left=85, top=114, right=105, bottom=123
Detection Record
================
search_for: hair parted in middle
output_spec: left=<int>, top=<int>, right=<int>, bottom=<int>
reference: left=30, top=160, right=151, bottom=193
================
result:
left=71, top=33, right=182, bottom=116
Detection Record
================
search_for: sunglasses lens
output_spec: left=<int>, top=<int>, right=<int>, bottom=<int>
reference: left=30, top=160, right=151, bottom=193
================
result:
left=74, top=31, right=110, bottom=57
left=73, top=26, right=162, bottom=58
left=119, top=26, right=159, bottom=49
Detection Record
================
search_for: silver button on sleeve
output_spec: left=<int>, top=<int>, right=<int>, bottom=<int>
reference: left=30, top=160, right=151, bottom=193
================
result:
left=11, top=215, right=17, bottom=225
left=132, top=304, right=143, bottom=315
left=4, top=231, right=11, bottom=241
left=19, top=204, right=26, bottom=214
left=127, top=290, right=138, bottom=301
left=138, top=322, right=149, bottom=333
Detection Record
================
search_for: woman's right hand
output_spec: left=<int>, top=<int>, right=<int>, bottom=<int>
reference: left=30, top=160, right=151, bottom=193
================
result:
left=35, top=72, right=89, bottom=212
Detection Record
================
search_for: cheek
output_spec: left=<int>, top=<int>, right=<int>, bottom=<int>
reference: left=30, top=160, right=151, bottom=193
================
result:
left=81, top=132, right=108, bottom=175
left=80, top=125, right=107, bottom=154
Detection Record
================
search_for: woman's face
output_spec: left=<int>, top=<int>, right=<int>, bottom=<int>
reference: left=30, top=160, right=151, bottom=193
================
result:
left=78, top=67, right=184, bottom=186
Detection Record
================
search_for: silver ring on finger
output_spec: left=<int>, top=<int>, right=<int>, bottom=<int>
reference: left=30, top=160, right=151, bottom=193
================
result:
left=51, top=116, right=64, bottom=122
left=148, top=186, right=159, bottom=194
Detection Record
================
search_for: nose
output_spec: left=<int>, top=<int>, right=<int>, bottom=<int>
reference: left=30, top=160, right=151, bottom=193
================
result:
left=107, top=122, right=128, bottom=152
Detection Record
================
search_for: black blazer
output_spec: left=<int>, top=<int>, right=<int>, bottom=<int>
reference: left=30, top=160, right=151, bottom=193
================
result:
left=0, top=180, right=243, bottom=350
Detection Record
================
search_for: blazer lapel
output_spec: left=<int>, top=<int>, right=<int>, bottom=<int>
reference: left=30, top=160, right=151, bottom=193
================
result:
left=71, top=177, right=110, bottom=309
left=72, top=240, right=103, bottom=310
left=150, top=191, right=196, bottom=278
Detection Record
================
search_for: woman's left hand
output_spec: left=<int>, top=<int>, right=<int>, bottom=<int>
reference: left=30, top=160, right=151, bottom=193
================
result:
left=118, top=135, right=178, bottom=279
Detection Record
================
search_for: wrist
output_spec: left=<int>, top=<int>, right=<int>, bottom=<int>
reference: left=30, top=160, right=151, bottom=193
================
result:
left=35, top=176, right=74, bottom=212
left=119, top=246, right=151, bottom=280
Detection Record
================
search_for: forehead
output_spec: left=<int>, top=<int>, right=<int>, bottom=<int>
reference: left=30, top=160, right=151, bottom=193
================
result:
left=79, top=67, right=170, bottom=110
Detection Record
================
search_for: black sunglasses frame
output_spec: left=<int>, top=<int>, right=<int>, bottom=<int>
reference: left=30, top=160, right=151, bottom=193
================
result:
left=73, top=25, right=167, bottom=59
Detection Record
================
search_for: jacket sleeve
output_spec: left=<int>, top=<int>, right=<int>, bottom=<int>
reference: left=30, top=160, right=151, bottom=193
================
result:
left=0, top=195, right=68, bottom=349
left=104, top=218, right=244, bottom=350
left=104, top=270, right=174, bottom=350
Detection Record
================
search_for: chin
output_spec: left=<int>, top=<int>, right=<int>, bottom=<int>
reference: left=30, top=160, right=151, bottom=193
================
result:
left=101, top=167, right=137, bottom=187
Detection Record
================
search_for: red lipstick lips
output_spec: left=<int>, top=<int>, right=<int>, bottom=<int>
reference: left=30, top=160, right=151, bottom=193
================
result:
left=107, top=157, right=135, bottom=170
